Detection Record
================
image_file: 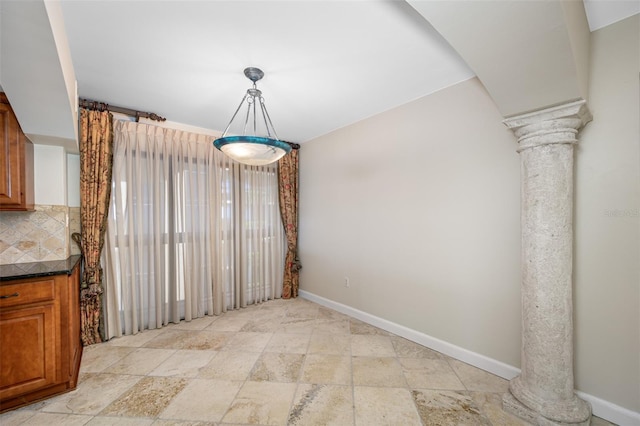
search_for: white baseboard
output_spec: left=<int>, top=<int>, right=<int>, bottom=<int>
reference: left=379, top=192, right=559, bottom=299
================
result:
left=575, top=391, right=640, bottom=426
left=299, top=289, right=640, bottom=426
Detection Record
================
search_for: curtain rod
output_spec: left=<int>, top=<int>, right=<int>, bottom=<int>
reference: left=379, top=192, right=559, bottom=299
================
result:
left=79, top=98, right=166, bottom=122
left=79, top=97, right=300, bottom=149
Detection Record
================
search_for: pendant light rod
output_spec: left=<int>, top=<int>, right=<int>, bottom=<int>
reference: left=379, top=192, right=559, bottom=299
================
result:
left=222, top=94, right=248, bottom=136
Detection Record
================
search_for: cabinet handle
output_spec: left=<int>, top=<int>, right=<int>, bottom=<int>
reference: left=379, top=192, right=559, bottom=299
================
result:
left=0, top=292, right=19, bottom=299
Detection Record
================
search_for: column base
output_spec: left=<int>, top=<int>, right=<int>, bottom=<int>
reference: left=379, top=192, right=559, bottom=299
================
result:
left=503, top=385, right=591, bottom=426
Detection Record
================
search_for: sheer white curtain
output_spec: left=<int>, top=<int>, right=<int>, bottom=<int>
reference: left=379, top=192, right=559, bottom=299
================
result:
left=103, top=120, right=285, bottom=338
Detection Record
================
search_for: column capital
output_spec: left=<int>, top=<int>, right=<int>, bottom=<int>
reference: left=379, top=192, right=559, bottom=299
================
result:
left=504, top=99, right=592, bottom=131
left=504, top=100, right=592, bottom=152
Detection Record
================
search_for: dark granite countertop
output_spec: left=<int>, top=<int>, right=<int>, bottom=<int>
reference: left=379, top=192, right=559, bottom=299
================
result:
left=0, top=255, right=82, bottom=282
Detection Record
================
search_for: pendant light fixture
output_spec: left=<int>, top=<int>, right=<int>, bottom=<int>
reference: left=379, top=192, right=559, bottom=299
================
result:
left=213, top=67, right=291, bottom=166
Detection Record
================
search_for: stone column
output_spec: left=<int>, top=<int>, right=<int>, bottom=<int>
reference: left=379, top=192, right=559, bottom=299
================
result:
left=502, top=100, right=592, bottom=426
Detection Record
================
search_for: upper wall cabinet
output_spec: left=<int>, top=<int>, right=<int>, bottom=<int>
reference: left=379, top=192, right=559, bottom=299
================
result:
left=0, top=93, right=34, bottom=211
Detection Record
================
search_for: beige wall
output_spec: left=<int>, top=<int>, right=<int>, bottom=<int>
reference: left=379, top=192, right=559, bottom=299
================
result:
left=574, top=14, right=639, bottom=411
left=299, top=15, right=639, bottom=414
left=299, top=77, right=522, bottom=367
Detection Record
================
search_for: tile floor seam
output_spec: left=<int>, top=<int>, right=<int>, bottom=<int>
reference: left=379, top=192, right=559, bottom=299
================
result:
left=394, top=346, right=412, bottom=391
left=286, top=304, right=317, bottom=426
left=217, top=332, right=264, bottom=424
left=283, top=303, right=310, bottom=426
left=83, top=346, right=138, bottom=374
left=288, top=326, right=316, bottom=425
left=349, top=322, right=357, bottom=426
left=391, top=339, right=426, bottom=426
left=71, top=372, right=144, bottom=417
left=446, top=353, right=470, bottom=392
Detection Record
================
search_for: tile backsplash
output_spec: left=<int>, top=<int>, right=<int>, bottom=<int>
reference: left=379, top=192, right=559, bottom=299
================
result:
left=0, top=205, right=81, bottom=265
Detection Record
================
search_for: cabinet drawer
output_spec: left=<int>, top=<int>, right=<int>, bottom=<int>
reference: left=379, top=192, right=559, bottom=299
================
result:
left=0, top=280, right=55, bottom=309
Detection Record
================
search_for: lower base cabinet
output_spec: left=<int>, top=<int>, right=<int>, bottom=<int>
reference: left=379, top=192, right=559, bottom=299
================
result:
left=0, top=264, right=82, bottom=412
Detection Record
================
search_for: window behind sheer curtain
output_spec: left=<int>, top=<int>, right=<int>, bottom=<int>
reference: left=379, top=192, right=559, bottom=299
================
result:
left=102, top=120, right=285, bottom=338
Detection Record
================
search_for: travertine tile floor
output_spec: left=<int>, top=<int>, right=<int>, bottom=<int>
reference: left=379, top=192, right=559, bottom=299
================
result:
left=1, top=298, right=616, bottom=425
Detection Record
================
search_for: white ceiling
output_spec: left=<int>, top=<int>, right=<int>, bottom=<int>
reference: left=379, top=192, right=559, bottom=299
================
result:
left=583, top=0, right=640, bottom=31
left=58, top=0, right=637, bottom=144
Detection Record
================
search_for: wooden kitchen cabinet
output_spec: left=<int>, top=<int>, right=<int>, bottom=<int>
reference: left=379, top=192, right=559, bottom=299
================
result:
left=0, top=258, right=82, bottom=412
left=0, top=93, right=34, bottom=211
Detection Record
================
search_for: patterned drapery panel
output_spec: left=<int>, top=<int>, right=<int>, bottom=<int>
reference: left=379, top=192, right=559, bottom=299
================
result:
left=78, top=109, right=114, bottom=345
left=278, top=149, right=301, bottom=298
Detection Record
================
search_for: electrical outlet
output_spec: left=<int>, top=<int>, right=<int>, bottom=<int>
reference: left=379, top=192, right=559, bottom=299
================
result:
left=344, top=277, right=350, bottom=288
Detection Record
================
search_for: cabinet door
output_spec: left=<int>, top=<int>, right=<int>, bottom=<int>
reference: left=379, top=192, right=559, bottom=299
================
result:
left=0, top=303, right=57, bottom=400
left=0, top=96, right=34, bottom=211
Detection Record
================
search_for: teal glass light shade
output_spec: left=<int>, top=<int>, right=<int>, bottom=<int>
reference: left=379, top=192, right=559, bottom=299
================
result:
left=213, top=67, right=291, bottom=166
left=214, top=135, right=290, bottom=166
